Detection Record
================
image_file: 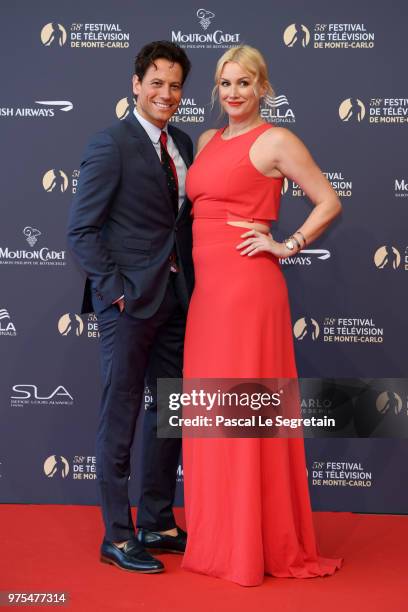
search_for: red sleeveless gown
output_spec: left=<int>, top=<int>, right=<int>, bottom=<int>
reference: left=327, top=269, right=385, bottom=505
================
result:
left=182, top=124, right=342, bottom=586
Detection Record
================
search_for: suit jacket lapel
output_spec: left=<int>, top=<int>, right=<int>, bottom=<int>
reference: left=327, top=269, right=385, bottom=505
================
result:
left=168, top=125, right=193, bottom=220
left=123, top=112, right=172, bottom=207
left=168, top=125, right=192, bottom=169
left=124, top=113, right=192, bottom=220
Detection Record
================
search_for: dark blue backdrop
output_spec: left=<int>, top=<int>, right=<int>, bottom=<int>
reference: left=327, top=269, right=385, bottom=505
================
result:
left=1, top=0, right=407, bottom=513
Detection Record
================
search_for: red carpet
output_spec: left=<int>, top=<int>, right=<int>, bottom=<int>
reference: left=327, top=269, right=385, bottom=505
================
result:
left=1, top=506, right=406, bottom=611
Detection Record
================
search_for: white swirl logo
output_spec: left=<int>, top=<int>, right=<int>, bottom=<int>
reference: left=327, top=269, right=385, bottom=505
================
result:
left=0, top=308, right=11, bottom=322
left=197, top=8, right=215, bottom=30
left=264, top=94, right=289, bottom=109
left=35, top=100, right=73, bottom=112
left=23, top=227, right=41, bottom=247
left=264, top=94, right=289, bottom=108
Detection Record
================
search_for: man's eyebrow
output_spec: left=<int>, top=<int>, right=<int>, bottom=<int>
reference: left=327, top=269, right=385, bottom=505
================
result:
left=149, top=78, right=182, bottom=85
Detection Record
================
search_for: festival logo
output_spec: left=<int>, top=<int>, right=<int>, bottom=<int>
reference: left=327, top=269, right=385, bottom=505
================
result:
left=41, top=23, right=67, bottom=47
left=340, top=98, right=408, bottom=125
left=295, top=316, right=385, bottom=343
left=58, top=313, right=99, bottom=339
left=171, top=9, right=241, bottom=49
left=283, top=24, right=311, bottom=47
left=284, top=23, right=375, bottom=50
left=374, top=246, right=401, bottom=270
left=41, top=22, right=130, bottom=49
left=170, top=97, right=206, bottom=124
left=58, top=314, right=84, bottom=337
left=283, top=171, right=353, bottom=198
left=0, top=308, right=17, bottom=337
left=115, top=96, right=205, bottom=124
left=44, top=455, right=70, bottom=478
left=44, top=455, right=96, bottom=480
left=310, top=460, right=373, bottom=488
left=339, top=98, right=366, bottom=122
left=376, top=391, right=403, bottom=415
left=116, top=97, right=132, bottom=120
left=70, top=455, right=97, bottom=480
left=86, top=313, right=99, bottom=339
left=42, top=170, right=69, bottom=193
left=325, top=317, right=383, bottom=344
left=322, top=170, right=353, bottom=197
left=281, top=177, right=289, bottom=195
left=293, top=317, right=320, bottom=341
left=71, top=170, right=80, bottom=194
left=42, top=169, right=78, bottom=194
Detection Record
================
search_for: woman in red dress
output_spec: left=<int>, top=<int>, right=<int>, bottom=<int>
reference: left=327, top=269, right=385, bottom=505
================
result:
left=182, top=45, right=343, bottom=586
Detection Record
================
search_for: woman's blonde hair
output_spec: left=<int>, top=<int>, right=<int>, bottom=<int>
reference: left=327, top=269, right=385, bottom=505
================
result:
left=211, top=45, right=275, bottom=110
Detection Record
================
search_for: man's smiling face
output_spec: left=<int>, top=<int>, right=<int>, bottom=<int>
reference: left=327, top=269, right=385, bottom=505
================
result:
left=132, top=58, right=183, bottom=128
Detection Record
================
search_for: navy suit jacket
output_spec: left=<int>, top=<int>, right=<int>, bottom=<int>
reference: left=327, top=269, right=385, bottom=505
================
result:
left=67, top=112, right=194, bottom=318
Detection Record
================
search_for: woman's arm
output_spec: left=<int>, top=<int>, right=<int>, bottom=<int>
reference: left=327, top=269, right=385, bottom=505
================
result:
left=272, top=127, right=342, bottom=246
left=238, top=128, right=342, bottom=258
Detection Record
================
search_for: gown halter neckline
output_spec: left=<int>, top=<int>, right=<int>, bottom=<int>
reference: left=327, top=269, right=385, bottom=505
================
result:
left=219, top=122, right=271, bottom=141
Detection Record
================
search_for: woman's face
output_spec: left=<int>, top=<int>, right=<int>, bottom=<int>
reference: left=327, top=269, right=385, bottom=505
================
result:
left=218, top=61, right=263, bottom=121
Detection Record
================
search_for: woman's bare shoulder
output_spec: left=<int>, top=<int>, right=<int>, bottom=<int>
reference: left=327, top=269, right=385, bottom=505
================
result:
left=261, top=126, right=297, bottom=145
left=197, top=128, right=218, bottom=152
left=255, top=127, right=306, bottom=158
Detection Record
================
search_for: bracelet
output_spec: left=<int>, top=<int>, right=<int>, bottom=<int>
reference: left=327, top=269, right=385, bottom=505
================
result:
left=294, top=230, right=306, bottom=246
left=283, top=235, right=301, bottom=251
left=291, top=235, right=301, bottom=249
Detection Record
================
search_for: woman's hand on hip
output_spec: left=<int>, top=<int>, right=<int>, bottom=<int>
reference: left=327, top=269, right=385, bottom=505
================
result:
left=236, top=230, right=288, bottom=258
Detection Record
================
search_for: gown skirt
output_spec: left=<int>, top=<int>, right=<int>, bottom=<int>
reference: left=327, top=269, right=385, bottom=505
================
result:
left=181, top=217, right=343, bottom=586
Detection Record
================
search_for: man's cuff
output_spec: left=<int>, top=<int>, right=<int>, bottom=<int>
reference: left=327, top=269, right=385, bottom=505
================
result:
left=112, top=294, right=124, bottom=304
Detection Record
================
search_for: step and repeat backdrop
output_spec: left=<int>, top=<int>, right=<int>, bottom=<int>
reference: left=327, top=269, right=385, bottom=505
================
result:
left=1, top=1, right=407, bottom=513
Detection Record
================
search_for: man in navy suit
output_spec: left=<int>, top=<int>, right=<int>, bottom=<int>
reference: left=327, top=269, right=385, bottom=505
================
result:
left=68, top=41, right=194, bottom=573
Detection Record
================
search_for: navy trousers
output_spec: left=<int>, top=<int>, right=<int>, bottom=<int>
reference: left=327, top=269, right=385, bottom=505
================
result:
left=94, top=273, right=185, bottom=542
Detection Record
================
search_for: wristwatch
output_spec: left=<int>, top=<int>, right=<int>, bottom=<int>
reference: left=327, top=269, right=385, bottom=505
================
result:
left=285, top=238, right=296, bottom=251
left=284, top=234, right=301, bottom=251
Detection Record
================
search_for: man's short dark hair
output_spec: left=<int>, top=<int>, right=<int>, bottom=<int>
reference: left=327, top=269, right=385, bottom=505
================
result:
left=134, top=40, right=191, bottom=84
